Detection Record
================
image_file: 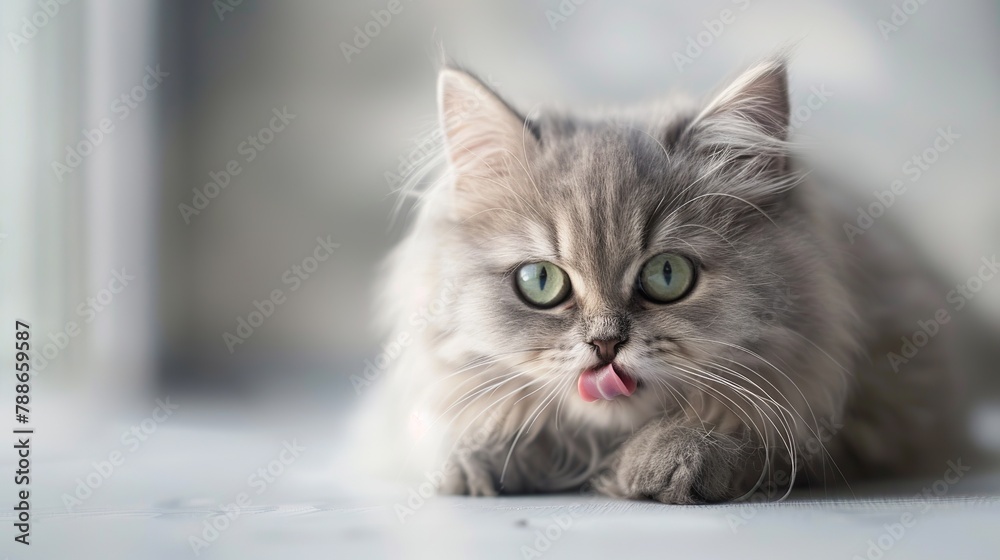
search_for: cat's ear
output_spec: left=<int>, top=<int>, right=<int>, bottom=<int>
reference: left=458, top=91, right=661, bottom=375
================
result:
left=437, top=68, right=538, bottom=181
left=685, top=59, right=790, bottom=168
left=700, top=59, right=789, bottom=136
left=682, top=59, right=793, bottom=202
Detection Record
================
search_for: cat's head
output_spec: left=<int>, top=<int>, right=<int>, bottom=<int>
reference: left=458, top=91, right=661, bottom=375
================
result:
left=413, top=60, right=828, bottom=430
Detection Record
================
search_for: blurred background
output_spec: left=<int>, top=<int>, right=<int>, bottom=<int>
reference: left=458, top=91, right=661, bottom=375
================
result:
left=1, top=0, right=999, bottom=435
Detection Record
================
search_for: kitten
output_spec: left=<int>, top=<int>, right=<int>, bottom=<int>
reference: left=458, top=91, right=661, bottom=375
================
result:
left=364, top=59, right=965, bottom=503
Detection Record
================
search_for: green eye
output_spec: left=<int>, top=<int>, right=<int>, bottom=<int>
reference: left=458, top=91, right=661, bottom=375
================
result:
left=515, top=261, right=571, bottom=308
left=638, top=253, right=696, bottom=303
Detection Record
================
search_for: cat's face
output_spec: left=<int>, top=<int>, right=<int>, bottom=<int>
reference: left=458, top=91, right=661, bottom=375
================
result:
left=429, top=62, right=808, bottom=430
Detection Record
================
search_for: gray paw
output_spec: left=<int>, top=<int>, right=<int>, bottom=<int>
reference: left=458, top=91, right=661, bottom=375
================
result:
left=437, top=451, right=499, bottom=497
left=600, top=419, right=745, bottom=504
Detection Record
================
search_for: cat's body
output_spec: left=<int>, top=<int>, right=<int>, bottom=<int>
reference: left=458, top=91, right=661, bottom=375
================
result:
left=363, top=60, right=964, bottom=503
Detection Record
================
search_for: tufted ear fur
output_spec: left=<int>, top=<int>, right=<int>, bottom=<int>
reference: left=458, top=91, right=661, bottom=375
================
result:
left=681, top=59, right=794, bottom=203
left=437, top=68, right=539, bottom=217
left=694, top=58, right=790, bottom=141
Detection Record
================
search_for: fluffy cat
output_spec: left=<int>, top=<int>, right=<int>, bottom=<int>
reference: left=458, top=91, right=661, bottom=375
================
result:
left=363, top=58, right=965, bottom=503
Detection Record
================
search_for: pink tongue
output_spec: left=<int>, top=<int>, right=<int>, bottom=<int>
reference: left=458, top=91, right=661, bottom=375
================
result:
left=578, top=364, right=637, bottom=402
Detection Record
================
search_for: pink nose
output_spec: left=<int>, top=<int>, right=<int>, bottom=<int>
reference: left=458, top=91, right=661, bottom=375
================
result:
left=589, top=338, right=624, bottom=362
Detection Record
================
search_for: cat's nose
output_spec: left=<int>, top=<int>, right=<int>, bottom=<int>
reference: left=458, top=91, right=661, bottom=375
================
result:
left=589, top=338, right=626, bottom=362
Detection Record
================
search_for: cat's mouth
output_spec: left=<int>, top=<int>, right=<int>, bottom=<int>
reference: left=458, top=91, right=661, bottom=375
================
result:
left=577, top=363, right=638, bottom=402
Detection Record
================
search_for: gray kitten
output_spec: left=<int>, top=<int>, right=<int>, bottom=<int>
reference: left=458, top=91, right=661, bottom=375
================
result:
left=364, top=59, right=964, bottom=503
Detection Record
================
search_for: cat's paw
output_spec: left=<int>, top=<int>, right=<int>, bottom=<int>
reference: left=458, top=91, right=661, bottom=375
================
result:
left=437, top=451, right=500, bottom=497
left=600, top=419, right=745, bottom=504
